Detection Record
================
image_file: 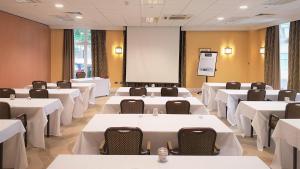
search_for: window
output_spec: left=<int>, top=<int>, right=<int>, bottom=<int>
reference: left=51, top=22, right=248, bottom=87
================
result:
left=279, top=23, right=290, bottom=89
left=74, top=29, right=92, bottom=77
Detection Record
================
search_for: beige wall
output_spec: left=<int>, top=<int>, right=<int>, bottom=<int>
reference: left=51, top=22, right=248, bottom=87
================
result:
left=185, top=30, right=265, bottom=88
left=50, top=29, right=64, bottom=82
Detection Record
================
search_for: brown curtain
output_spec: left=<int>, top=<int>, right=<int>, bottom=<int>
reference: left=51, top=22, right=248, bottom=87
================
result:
left=288, top=20, right=300, bottom=91
left=264, top=26, right=280, bottom=89
left=179, top=30, right=186, bottom=87
left=91, top=30, right=108, bottom=78
left=63, top=29, right=74, bottom=80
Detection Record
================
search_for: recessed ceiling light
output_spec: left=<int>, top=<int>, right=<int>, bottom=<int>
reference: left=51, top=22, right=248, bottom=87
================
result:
left=75, top=15, right=83, bottom=19
left=217, top=17, right=224, bottom=21
left=54, top=3, right=64, bottom=8
left=239, top=5, right=248, bottom=9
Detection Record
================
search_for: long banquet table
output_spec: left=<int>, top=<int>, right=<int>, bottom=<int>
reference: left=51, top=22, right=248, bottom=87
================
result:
left=47, top=155, right=269, bottom=169
left=115, top=87, right=192, bottom=97
left=201, top=82, right=273, bottom=111
left=271, top=119, right=300, bottom=169
left=235, top=101, right=288, bottom=151
left=102, top=96, right=208, bottom=114
left=15, top=88, right=82, bottom=125
left=0, top=98, right=63, bottom=148
left=0, top=120, right=27, bottom=169
left=215, top=89, right=300, bottom=125
left=73, top=114, right=242, bottom=155
left=71, top=77, right=110, bottom=97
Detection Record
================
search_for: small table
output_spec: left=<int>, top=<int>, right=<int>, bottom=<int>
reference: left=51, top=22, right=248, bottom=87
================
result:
left=47, top=155, right=269, bottom=169
left=271, top=119, right=300, bottom=169
left=72, top=114, right=242, bottom=155
left=71, top=77, right=110, bottom=97
left=115, top=87, right=192, bottom=97
left=0, top=120, right=27, bottom=169
left=102, top=96, right=208, bottom=114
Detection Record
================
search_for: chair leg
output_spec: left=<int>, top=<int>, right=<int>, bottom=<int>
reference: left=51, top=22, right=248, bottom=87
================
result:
left=268, top=128, right=271, bottom=147
left=294, top=147, right=297, bottom=169
left=225, top=106, right=228, bottom=119
left=250, top=122, right=254, bottom=138
left=0, top=142, right=3, bottom=169
left=47, top=115, right=50, bottom=137
left=25, top=131, right=27, bottom=147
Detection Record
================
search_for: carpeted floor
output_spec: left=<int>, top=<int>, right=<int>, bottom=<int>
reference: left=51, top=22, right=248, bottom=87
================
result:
left=26, top=93, right=274, bottom=169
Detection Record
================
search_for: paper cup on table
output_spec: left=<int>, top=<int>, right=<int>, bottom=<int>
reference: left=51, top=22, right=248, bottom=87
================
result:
left=284, top=97, right=290, bottom=102
left=157, top=147, right=168, bottom=162
left=153, top=108, right=158, bottom=116
left=9, top=94, right=15, bottom=100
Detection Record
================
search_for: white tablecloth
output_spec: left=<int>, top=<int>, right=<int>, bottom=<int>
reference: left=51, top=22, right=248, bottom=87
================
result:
left=235, top=101, right=288, bottom=151
left=47, top=155, right=269, bottom=169
left=0, top=98, right=63, bottom=148
left=271, top=119, right=300, bottom=169
left=201, top=83, right=273, bottom=111
left=215, top=89, right=300, bottom=125
left=71, top=77, right=110, bottom=97
left=15, top=88, right=82, bottom=125
left=115, top=87, right=192, bottom=97
left=102, top=96, right=208, bottom=114
left=73, top=114, right=242, bottom=155
left=0, top=120, right=27, bottom=169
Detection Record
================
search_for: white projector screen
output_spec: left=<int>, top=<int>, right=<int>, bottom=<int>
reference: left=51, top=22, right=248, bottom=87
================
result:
left=126, top=27, right=180, bottom=83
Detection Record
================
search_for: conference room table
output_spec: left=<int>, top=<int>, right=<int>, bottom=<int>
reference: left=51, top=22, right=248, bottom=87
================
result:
left=71, top=77, right=110, bottom=97
left=271, top=119, right=300, bottom=169
left=26, top=82, right=96, bottom=109
left=0, top=98, right=63, bottom=148
left=214, top=89, right=300, bottom=125
left=115, top=87, right=192, bottom=97
left=47, top=155, right=269, bottom=169
left=235, top=101, right=288, bottom=151
left=14, top=88, right=82, bottom=125
left=101, top=96, right=208, bottom=114
left=201, top=82, right=273, bottom=111
left=0, top=120, right=27, bottom=169
left=72, top=114, right=242, bottom=155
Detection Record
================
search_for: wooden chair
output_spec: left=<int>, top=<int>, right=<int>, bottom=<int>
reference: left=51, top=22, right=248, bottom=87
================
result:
left=166, top=100, right=190, bottom=114
left=161, top=87, right=178, bottom=97
left=120, top=99, right=144, bottom=114
left=129, top=87, right=147, bottom=96
left=0, top=88, right=15, bottom=98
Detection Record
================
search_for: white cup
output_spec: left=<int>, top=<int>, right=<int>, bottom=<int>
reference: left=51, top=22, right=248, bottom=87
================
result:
left=284, top=97, right=290, bottom=102
left=9, top=94, right=15, bottom=100
left=253, top=86, right=258, bottom=90
left=153, top=108, right=159, bottom=116
left=42, top=85, right=46, bottom=89
left=152, top=84, right=155, bottom=87
left=145, top=85, right=148, bottom=88
left=151, top=92, right=155, bottom=97
left=158, top=147, right=168, bottom=162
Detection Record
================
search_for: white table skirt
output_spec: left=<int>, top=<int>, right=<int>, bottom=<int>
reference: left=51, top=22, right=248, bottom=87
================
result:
left=201, top=83, right=273, bottom=111
left=15, top=88, right=82, bottom=125
left=271, top=119, right=300, bottom=169
left=71, top=77, right=110, bottom=97
left=47, top=155, right=269, bottom=169
left=215, top=89, right=300, bottom=125
left=0, top=120, right=27, bottom=169
left=115, top=87, right=192, bottom=97
left=0, top=98, right=63, bottom=148
left=73, top=114, right=242, bottom=155
left=101, top=96, right=208, bottom=114
left=235, top=101, right=288, bottom=151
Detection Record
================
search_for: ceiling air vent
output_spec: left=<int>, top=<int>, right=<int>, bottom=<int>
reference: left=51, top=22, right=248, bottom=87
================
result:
left=263, top=0, right=296, bottom=5
left=64, top=12, right=82, bottom=15
left=51, top=15, right=74, bottom=22
left=16, top=0, right=41, bottom=3
left=255, top=13, right=276, bottom=17
left=164, top=15, right=191, bottom=20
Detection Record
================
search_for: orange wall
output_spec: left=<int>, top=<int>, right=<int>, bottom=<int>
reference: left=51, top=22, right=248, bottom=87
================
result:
left=0, top=11, right=51, bottom=88
left=185, top=30, right=265, bottom=88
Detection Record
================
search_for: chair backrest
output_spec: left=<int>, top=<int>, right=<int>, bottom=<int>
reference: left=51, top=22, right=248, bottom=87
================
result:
left=0, top=88, right=15, bottom=98
left=0, top=102, right=11, bottom=119
left=76, top=72, right=86, bottom=78
left=120, top=99, right=144, bottom=114
left=278, top=90, right=297, bottom=101
left=161, top=87, right=178, bottom=97
left=247, top=89, right=266, bottom=101
left=32, top=81, right=47, bottom=89
left=57, top=81, right=72, bottom=88
left=178, top=128, right=217, bottom=155
left=225, top=82, right=241, bottom=90
left=285, top=103, right=300, bottom=119
left=166, top=100, right=190, bottom=114
left=29, top=89, right=49, bottom=98
left=104, top=127, right=143, bottom=155
left=129, top=87, right=147, bottom=96
left=251, top=82, right=266, bottom=90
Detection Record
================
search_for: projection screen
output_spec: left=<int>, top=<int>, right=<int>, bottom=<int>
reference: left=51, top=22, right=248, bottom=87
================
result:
left=126, top=27, right=180, bottom=83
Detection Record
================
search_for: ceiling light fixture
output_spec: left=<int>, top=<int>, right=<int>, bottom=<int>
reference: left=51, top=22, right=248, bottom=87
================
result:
left=239, top=5, right=248, bottom=9
left=217, top=17, right=224, bottom=21
left=75, top=15, right=83, bottom=19
left=55, top=3, right=64, bottom=8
